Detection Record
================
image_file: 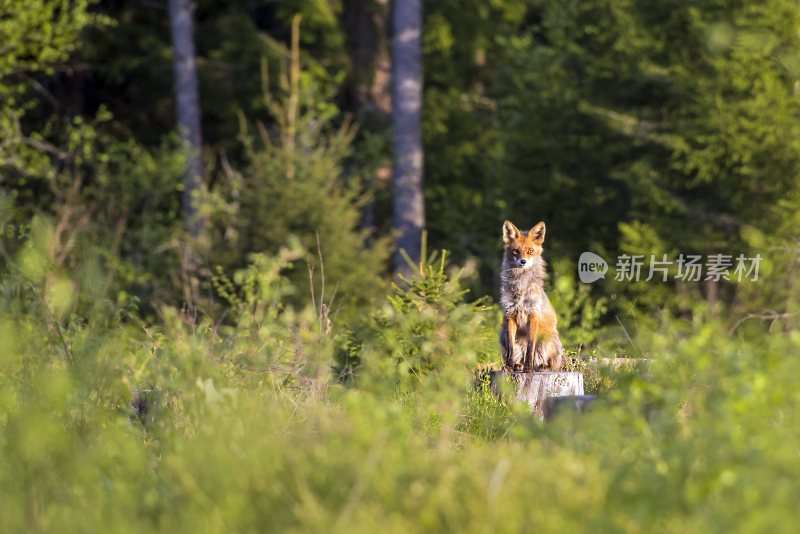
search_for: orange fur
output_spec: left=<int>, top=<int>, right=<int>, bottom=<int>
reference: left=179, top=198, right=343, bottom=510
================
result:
left=499, top=221, right=563, bottom=372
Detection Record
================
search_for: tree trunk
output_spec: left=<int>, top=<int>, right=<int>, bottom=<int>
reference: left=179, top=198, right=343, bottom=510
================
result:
left=344, top=0, right=392, bottom=119
left=490, top=371, right=585, bottom=419
left=169, top=0, right=203, bottom=238
left=391, top=0, right=424, bottom=275
left=343, top=0, right=392, bottom=243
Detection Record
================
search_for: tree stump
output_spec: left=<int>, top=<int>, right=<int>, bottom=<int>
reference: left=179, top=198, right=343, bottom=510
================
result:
left=490, top=371, right=584, bottom=419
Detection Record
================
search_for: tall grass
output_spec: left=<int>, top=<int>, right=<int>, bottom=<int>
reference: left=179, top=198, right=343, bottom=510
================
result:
left=1, top=245, right=799, bottom=532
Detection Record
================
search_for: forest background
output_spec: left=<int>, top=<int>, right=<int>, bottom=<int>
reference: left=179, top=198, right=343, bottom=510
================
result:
left=2, top=0, right=800, bottom=531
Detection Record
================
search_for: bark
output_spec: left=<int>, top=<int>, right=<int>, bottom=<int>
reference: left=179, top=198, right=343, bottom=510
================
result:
left=343, top=0, right=392, bottom=241
left=344, top=0, right=392, bottom=118
left=168, top=0, right=203, bottom=238
left=391, top=0, right=424, bottom=274
left=705, top=278, right=719, bottom=315
left=490, top=371, right=585, bottom=419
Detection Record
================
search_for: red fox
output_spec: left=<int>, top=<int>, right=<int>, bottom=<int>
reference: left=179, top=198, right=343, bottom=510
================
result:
left=499, top=220, right=563, bottom=372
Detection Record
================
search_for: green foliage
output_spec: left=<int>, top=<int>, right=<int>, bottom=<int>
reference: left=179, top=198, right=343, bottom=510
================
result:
left=0, top=1, right=188, bottom=316
left=204, top=65, right=388, bottom=317
left=337, top=250, right=497, bottom=391
left=1, top=113, right=186, bottom=316
left=4, top=1, right=800, bottom=530
left=550, top=257, right=609, bottom=346
left=10, top=0, right=798, bottom=343
left=0, top=0, right=102, bottom=76
left=210, top=244, right=335, bottom=388
left=0, top=0, right=106, bottom=177
left=460, top=371, right=515, bottom=441
left=562, top=351, right=641, bottom=395
left=3, top=237, right=800, bottom=530
left=421, top=0, right=800, bottom=336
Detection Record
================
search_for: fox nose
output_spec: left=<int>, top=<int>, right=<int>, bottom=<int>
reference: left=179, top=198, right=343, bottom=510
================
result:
left=519, top=259, right=527, bottom=265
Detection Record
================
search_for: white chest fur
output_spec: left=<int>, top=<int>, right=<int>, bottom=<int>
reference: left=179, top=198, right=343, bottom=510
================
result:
left=500, top=260, right=548, bottom=323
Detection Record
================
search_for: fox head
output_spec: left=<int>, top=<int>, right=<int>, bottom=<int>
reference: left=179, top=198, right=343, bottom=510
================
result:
left=502, top=220, right=546, bottom=268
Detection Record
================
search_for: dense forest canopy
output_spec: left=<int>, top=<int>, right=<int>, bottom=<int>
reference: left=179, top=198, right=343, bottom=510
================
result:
left=4, top=0, right=798, bottom=338
left=1, top=0, right=800, bottom=531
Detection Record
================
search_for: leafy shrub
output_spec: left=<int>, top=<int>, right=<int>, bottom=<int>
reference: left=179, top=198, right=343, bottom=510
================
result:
left=336, top=250, right=498, bottom=393
left=205, top=61, right=389, bottom=317
left=550, top=257, right=609, bottom=347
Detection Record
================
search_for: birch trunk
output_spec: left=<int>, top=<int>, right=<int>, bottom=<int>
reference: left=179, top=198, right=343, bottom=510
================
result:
left=392, top=0, right=424, bottom=274
left=169, top=0, right=203, bottom=238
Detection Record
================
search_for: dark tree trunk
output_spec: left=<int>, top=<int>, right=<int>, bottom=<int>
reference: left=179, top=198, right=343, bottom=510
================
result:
left=391, top=0, right=424, bottom=275
left=344, top=0, right=392, bottom=119
left=343, top=0, right=392, bottom=242
left=168, top=0, right=203, bottom=238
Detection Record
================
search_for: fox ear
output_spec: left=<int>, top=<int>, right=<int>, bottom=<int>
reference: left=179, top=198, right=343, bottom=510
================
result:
left=502, top=220, right=520, bottom=244
left=530, top=221, right=546, bottom=244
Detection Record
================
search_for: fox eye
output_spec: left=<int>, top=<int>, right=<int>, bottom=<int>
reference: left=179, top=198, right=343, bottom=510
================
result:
left=527, top=249, right=534, bottom=254
left=512, top=249, right=519, bottom=255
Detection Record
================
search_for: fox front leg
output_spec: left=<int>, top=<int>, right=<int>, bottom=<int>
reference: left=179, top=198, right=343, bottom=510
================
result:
left=524, top=317, right=541, bottom=372
left=503, top=315, right=518, bottom=371
left=523, top=338, right=536, bottom=372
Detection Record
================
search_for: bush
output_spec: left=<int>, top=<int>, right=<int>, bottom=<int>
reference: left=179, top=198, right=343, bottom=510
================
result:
left=204, top=62, right=389, bottom=318
left=336, top=250, right=497, bottom=392
left=3, top=237, right=800, bottom=532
